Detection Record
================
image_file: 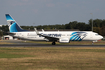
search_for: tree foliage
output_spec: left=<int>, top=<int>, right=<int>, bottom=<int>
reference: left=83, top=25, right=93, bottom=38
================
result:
left=0, top=25, right=9, bottom=35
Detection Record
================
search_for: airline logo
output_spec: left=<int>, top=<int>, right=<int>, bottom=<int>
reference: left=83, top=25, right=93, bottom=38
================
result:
left=39, top=33, right=61, bottom=37
left=70, top=32, right=87, bottom=41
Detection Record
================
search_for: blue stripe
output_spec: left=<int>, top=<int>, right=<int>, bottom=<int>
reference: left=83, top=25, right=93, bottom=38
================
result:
left=70, top=35, right=76, bottom=41
left=76, top=37, right=80, bottom=41
left=70, top=32, right=83, bottom=41
left=73, top=36, right=78, bottom=41
left=78, top=37, right=82, bottom=41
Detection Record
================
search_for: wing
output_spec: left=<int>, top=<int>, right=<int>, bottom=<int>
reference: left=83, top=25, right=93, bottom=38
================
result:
left=34, top=28, right=59, bottom=41
left=39, top=34, right=59, bottom=41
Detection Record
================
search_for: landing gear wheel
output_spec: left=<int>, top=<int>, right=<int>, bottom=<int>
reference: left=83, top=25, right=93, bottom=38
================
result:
left=92, top=41, right=94, bottom=45
left=52, top=42, right=56, bottom=45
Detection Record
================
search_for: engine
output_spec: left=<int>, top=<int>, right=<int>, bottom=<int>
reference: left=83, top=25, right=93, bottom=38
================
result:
left=59, top=38, right=70, bottom=43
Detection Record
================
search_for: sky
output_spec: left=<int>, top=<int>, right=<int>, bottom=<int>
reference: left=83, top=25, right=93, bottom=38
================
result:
left=0, top=0, right=105, bottom=26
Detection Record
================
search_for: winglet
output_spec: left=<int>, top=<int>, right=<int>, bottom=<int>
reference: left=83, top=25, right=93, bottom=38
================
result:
left=42, top=29, right=44, bottom=32
left=34, top=28, right=39, bottom=34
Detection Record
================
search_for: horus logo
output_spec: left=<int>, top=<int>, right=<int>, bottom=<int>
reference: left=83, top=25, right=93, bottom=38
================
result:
left=70, top=32, right=87, bottom=41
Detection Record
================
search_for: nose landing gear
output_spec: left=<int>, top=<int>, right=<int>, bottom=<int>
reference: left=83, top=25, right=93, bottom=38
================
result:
left=92, top=40, right=97, bottom=45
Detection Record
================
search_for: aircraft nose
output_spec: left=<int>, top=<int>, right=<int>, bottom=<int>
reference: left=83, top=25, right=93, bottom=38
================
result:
left=100, top=35, right=103, bottom=39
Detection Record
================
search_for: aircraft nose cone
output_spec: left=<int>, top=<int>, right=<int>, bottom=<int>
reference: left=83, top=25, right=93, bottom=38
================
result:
left=100, top=36, right=103, bottom=39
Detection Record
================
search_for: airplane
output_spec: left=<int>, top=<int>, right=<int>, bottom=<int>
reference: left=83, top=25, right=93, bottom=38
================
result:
left=5, top=14, right=103, bottom=45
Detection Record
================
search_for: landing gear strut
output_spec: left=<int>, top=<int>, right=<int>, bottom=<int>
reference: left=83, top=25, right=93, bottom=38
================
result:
left=92, top=42, right=94, bottom=45
left=52, top=41, right=56, bottom=45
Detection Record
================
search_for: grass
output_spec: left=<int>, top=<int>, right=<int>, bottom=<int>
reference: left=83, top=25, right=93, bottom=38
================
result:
left=0, top=40, right=14, bottom=44
left=0, top=52, right=31, bottom=58
left=0, top=47, right=105, bottom=70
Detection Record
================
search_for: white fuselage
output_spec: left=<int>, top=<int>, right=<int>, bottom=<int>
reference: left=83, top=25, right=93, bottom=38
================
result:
left=12, top=31, right=103, bottom=42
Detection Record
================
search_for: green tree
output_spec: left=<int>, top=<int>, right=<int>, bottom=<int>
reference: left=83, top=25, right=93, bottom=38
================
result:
left=100, top=26, right=105, bottom=36
left=100, top=20, right=105, bottom=27
left=93, top=27, right=101, bottom=35
left=0, top=30, right=3, bottom=36
left=93, top=19, right=102, bottom=27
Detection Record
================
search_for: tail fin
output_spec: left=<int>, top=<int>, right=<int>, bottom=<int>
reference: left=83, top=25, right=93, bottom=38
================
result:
left=5, top=14, right=27, bottom=32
